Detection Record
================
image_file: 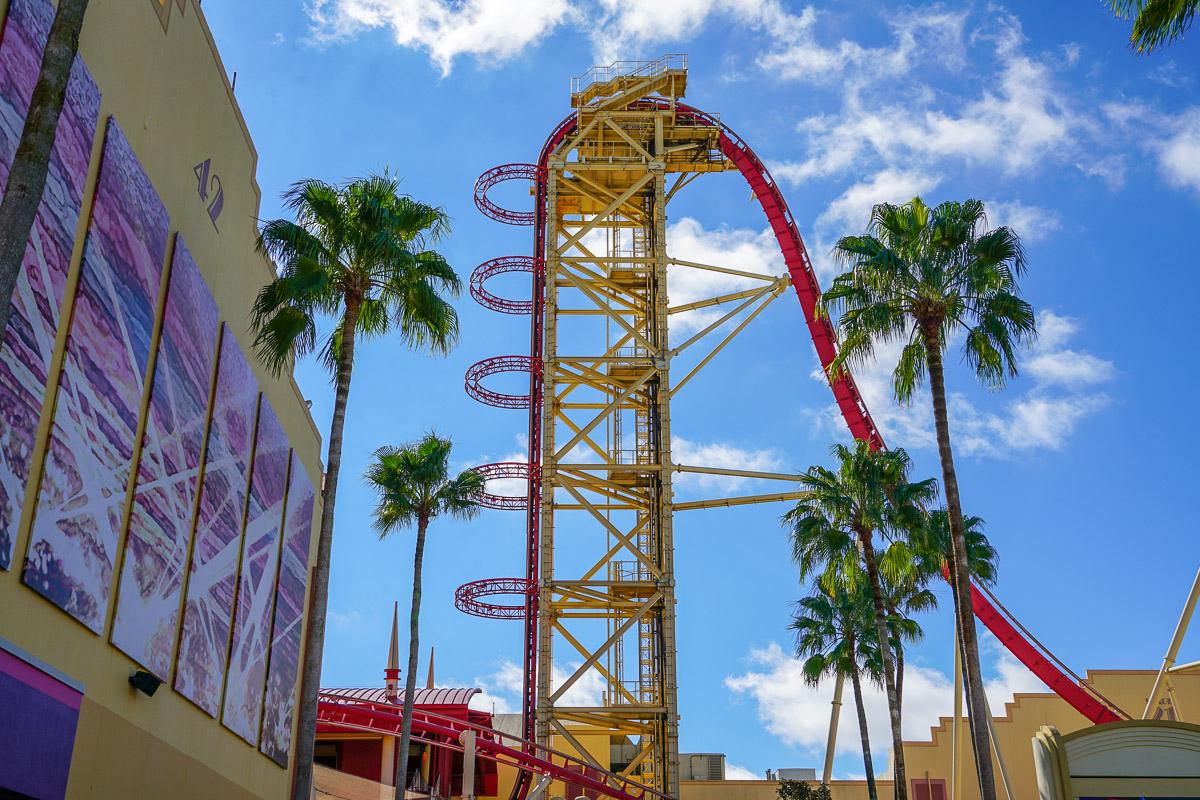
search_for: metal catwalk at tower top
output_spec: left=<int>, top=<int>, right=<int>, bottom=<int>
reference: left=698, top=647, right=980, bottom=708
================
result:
left=455, top=55, right=1127, bottom=800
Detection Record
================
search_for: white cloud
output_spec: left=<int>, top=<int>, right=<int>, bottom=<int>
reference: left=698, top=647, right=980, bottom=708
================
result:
left=724, top=641, right=954, bottom=759
left=756, top=6, right=967, bottom=88
left=305, top=0, right=963, bottom=88
left=1023, top=310, right=1115, bottom=388
left=982, top=636, right=1050, bottom=715
left=475, top=658, right=607, bottom=711
left=725, top=763, right=762, bottom=780
left=666, top=217, right=784, bottom=333
left=984, top=200, right=1061, bottom=244
left=806, top=309, right=1113, bottom=458
left=672, top=437, right=783, bottom=492
left=815, top=169, right=941, bottom=238
left=1025, top=351, right=1114, bottom=388
left=725, top=640, right=1053, bottom=759
left=328, top=608, right=365, bottom=629
left=471, top=660, right=521, bottom=714
left=307, top=0, right=573, bottom=75
left=1157, top=109, right=1200, bottom=193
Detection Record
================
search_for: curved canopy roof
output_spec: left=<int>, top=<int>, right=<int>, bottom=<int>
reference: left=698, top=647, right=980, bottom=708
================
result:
left=322, top=686, right=480, bottom=708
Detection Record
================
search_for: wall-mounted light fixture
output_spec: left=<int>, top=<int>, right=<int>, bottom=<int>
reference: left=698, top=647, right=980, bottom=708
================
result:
left=128, top=669, right=163, bottom=697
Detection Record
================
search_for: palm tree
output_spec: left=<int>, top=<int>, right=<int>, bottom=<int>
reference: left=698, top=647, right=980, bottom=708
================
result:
left=0, top=0, right=89, bottom=337
left=907, top=510, right=998, bottom=590
left=875, top=561, right=937, bottom=726
left=822, top=197, right=1035, bottom=800
left=792, top=585, right=884, bottom=800
left=787, top=441, right=937, bottom=800
left=1109, top=0, right=1198, bottom=52
left=364, top=434, right=484, bottom=798
left=251, top=175, right=461, bottom=800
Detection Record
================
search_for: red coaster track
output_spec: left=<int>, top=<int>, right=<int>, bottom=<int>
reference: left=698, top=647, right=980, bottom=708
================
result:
left=449, top=96, right=1124, bottom=797
left=317, top=693, right=670, bottom=800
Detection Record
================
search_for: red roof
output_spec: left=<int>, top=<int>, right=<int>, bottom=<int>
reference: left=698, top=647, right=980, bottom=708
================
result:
left=322, top=686, right=480, bottom=707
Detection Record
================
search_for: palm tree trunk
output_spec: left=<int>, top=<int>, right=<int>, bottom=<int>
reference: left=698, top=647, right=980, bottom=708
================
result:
left=0, top=0, right=89, bottom=337
left=396, top=517, right=427, bottom=800
left=890, top=602, right=905, bottom=731
left=292, top=296, right=361, bottom=800
left=923, top=327, right=997, bottom=800
left=859, top=532, right=908, bottom=800
left=847, top=641, right=878, bottom=800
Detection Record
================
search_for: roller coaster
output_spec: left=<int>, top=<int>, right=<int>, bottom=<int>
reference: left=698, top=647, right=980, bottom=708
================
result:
left=317, top=56, right=1133, bottom=799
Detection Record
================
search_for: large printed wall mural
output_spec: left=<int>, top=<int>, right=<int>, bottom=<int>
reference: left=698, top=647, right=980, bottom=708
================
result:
left=261, top=453, right=314, bottom=766
left=111, top=238, right=220, bottom=678
left=0, top=0, right=100, bottom=570
left=0, top=0, right=316, bottom=766
left=24, top=117, right=170, bottom=634
left=223, top=399, right=288, bottom=744
left=175, top=330, right=258, bottom=716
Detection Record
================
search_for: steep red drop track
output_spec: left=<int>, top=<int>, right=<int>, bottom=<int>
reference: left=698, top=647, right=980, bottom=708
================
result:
left=437, top=98, right=1122, bottom=799
left=519, top=102, right=1122, bottom=733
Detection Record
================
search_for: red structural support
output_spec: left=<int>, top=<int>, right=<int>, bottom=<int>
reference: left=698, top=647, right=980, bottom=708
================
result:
left=471, top=256, right=539, bottom=315
left=474, top=164, right=541, bottom=226
left=469, top=462, right=535, bottom=510
left=464, top=355, right=536, bottom=410
left=317, top=693, right=669, bottom=800
left=454, top=577, right=533, bottom=620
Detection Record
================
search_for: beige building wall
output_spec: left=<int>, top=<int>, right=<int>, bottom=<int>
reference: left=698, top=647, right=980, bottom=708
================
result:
left=0, top=1, right=324, bottom=799
left=904, top=670, right=1198, bottom=800
left=478, top=671, right=1198, bottom=800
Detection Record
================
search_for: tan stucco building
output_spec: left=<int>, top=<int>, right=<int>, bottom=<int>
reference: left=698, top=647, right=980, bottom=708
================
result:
left=0, top=1, right=323, bottom=798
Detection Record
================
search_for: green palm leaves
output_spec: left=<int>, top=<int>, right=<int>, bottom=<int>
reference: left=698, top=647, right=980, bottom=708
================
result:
left=819, top=196, right=1028, bottom=800
left=792, top=586, right=882, bottom=687
left=1110, top=0, right=1198, bottom=52
left=822, top=197, right=1035, bottom=403
left=251, top=173, right=466, bottom=800
left=365, top=433, right=485, bottom=532
left=365, top=433, right=483, bottom=799
left=253, top=174, right=460, bottom=376
left=787, top=441, right=939, bottom=800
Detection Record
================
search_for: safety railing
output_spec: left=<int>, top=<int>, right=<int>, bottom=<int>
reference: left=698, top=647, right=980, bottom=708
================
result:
left=571, top=54, right=688, bottom=95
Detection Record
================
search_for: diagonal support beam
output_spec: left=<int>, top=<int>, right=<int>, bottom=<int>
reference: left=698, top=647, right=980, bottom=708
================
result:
left=548, top=591, right=663, bottom=704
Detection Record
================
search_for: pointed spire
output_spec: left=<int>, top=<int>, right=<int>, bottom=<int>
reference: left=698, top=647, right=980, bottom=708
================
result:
left=385, top=601, right=401, bottom=703
left=426, top=646, right=435, bottom=690
left=388, top=601, right=400, bottom=671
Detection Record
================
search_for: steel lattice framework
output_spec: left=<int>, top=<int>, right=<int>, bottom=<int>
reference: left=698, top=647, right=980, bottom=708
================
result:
left=457, top=56, right=1128, bottom=800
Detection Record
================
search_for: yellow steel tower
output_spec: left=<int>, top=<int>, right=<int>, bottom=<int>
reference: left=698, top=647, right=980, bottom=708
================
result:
left=534, top=57, right=796, bottom=797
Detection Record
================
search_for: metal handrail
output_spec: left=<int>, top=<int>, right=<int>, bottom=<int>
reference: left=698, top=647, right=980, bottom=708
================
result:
left=571, top=54, right=687, bottom=95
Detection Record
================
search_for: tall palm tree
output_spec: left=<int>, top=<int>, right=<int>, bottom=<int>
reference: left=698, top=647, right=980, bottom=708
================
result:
left=823, top=197, right=1035, bottom=800
left=251, top=175, right=461, bottom=800
left=1109, top=0, right=1198, bottom=52
left=364, top=434, right=484, bottom=798
left=0, top=0, right=89, bottom=336
left=792, top=585, right=885, bottom=800
left=787, top=441, right=937, bottom=800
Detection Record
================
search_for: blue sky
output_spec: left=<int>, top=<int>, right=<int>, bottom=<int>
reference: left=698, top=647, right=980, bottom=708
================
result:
left=205, top=0, right=1200, bottom=780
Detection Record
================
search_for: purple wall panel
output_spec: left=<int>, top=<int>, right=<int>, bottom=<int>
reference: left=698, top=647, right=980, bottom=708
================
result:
left=222, top=399, right=288, bottom=744
left=0, top=648, right=82, bottom=800
left=111, top=238, right=219, bottom=677
left=0, top=0, right=100, bottom=569
left=174, top=330, right=257, bottom=716
left=260, top=452, right=314, bottom=766
left=23, top=120, right=169, bottom=633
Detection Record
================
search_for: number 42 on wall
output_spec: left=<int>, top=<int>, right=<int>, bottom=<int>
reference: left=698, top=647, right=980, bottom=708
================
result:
left=193, top=158, right=224, bottom=232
